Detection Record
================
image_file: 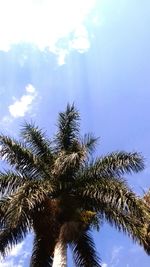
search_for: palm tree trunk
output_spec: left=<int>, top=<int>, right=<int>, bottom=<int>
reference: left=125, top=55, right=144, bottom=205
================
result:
left=52, top=239, right=67, bottom=267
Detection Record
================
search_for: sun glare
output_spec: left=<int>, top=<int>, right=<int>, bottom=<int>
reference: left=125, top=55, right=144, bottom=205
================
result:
left=0, top=0, right=96, bottom=51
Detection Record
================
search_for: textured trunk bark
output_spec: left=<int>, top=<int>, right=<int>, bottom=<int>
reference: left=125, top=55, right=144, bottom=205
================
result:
left=52, top=239, right=67, bottom=267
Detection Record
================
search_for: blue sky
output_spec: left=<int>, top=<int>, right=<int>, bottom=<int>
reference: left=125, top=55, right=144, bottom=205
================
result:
left=0, top=0, right=150, bottom=266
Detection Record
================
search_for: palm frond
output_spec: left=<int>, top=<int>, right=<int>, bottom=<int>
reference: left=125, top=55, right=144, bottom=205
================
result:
left=98, top=201, right=150, bottom=254
left=71, top=230, right=101, bottom=267
left=0, top=181, right=55, bottom=256
left=75, top=176, right=145, bottom=218
left=30, top=235, right=53, bottom=267
left=91, top=152, right=144, bottom=178
left=0, top=135, right=49, bottom=179
left=75, top=185, right=150, bottom=254
left=21, top=122, right=53, bottom=165
left=0, top=197, right=10, bottom=229
left=53, top=148, right=86, bottom=178
left=2, top=180, right=54, bottom=228
left=0, top=223, right=28, bottom=257
left=82, top=133, right=99, bottom=156
left=0, top=170, right=26, bottom=196
left=55, top=104, right=80, bottom=151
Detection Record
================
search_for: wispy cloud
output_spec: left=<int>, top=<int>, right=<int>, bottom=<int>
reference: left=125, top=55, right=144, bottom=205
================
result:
left=101, top=246, right=123, bottom=267
left=1, top=115, right=13, bottom=125
left=110, top=246, right=123, bottom=267
left=8, top=84, right=37, bottom=118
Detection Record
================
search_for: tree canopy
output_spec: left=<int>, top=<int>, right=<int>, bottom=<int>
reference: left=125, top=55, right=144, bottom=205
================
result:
left=0, top=104, right=150, bottom=266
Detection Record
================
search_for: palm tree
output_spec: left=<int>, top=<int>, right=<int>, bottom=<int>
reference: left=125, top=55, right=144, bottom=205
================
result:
left=0, top=104, right=150, bottom=267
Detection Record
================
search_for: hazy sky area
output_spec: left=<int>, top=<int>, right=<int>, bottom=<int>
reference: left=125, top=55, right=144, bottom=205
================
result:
left=0, top=0, right=150, bottom=266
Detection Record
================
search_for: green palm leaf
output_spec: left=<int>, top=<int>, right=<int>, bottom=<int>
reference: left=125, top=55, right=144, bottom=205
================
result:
left=2, top=181, right=54, bottom=228
left=71, top=230, right=101, bottom=267
left=21, top=122, right=53, bottom=165
left=94, top=151, right=144, bottom=177
left=55, top=103, right=80, bottom=151
left=81, top=133, right=99, bottom=156
left=0, top=171, right=25, bottom=196
left=76, top=176, right=143, bottom=216
left=30, top=235, right=53, bottom=267
left=0, top=222, right=28, bottom=257
left=0, top=135, right=48, bottom=179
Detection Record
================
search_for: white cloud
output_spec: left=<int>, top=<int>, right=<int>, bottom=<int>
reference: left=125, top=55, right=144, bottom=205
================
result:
left=102, top=263, right=108, bottom=267
left=57, top=50, right=68, bottom=66
left=8, top=84, right=37, bottom=118
left=0, top=0, right=96, bottom=54
left=51, top=24, right=91, bottom=65
left=69, top=25, right=90, bottom=53
left=26, top=84, right=36, bottom=94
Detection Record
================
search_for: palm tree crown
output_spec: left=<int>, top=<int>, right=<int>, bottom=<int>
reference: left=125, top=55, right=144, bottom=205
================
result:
left=0, top=104, right=150, bottom=267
